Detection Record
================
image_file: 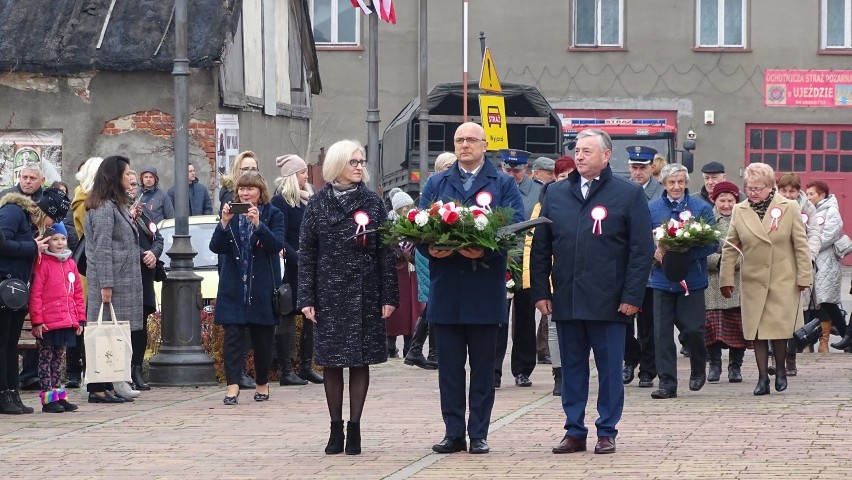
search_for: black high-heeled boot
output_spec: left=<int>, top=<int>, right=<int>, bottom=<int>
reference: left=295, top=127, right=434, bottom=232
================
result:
left=753, top=378, right=770, bottom=396
left=131, top=365, right=151, bottom=391
left=345, top=421, right=361, bottom=455
left=830, top=331, right=852, bottom=351
left=297, top=321, right=324, bottom=384
left=276, top=325, right=307, bottom=386
left=325, top=420, right=345, bottom=454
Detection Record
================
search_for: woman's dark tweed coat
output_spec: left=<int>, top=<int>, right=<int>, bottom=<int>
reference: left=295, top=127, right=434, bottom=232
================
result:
left=297, top=183, right=399, bottom=368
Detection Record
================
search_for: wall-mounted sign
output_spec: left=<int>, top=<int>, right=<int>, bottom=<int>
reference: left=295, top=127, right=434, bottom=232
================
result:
left=765, top=69, right=852, bottom=108
left=0, top=130, right=62, bottom=190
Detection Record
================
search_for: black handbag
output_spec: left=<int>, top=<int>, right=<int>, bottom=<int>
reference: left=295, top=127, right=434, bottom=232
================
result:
left=154, top=260, right=167, bottom=282
left=73, top=235, right=87, bottom=276
left=793, top=316, right=823, bottom=351
left=0, top=278, right=30, bottom=311
left=268, top=255, right=293, bottom=316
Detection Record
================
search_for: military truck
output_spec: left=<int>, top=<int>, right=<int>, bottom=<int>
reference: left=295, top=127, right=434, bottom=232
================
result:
left=380, top=82, right=562, bottom=195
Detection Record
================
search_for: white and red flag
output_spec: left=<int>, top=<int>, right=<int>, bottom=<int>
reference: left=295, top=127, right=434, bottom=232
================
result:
left=350, top=0, right=396, bottom=24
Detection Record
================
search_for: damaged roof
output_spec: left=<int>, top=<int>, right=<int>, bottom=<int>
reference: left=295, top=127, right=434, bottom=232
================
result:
left=0, top=0, right=320, bottom=93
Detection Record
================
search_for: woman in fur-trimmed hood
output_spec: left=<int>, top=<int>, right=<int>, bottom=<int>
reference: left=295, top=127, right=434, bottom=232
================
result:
left=0, top=188, right=69, bottom=414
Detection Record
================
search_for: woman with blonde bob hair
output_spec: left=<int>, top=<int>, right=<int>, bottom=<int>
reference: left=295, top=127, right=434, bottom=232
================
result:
left=720, top=162, right=812, bottom=396
left=299, top=139, right=398, bottom=455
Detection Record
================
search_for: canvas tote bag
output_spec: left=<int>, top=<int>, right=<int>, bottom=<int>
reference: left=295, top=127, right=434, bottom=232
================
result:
left=84, top=303, right=133, bottom=384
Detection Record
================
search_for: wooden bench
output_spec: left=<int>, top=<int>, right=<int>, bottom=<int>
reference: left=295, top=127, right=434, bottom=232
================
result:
left=18, top=317, right=37, bottom=350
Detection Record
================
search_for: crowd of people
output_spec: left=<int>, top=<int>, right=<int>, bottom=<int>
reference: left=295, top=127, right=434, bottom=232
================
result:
left=1, top=123, right=851, bottom=458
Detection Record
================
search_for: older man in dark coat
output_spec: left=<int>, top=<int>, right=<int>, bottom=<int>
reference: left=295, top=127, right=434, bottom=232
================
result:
left=420, top=122, right=524, bottom=455
left=531, top=129, right=653, bottom=455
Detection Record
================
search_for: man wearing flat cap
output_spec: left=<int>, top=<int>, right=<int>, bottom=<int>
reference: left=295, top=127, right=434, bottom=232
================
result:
left=622, top=146, right=663, bottom=389
left=532, top=157, right=556, bottom=185
left=496, top=148, right=542, bottom=389
left=692, top=161, right=727, bottom=206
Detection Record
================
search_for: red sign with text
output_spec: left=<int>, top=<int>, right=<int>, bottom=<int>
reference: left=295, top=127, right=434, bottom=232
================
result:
left=764, top=69, right=852, bottom=107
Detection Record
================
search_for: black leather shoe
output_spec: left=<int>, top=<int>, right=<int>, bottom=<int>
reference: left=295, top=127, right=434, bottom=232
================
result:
left=238, top=371, right=256, bottom=389
left=552, top=435, right=586, bottom=453
left=432, top=436, right=466, bottom=453
left=707, top=363, right=722, bottom=383
left=131, top=365, right=151, bottom=391
left=775, top=372, right=788, bottom=392
left=637, top=375, right=654, bottom=388
left=680, top=345, right=690, bottom=357
left=469, top=438, right=489, bottom=454
left=688, top=373, right=706, bottom=391
left=88, top=392, right=124, bottom=404
left=594, top=436, right=616, bottom=454
left=728, top=365, right=743, bottom=383
left=404, top=351, right=438, bottom=370
left=494, top=375, right=501, bottom=389
left=223, top=391, right=240, bottom=405
left=280, top=371, right=308, bottom=386
left=650, top=388, right=677, bottom=399
left=42, top=401, right=65, bottom=413
left=622, top=364, right=635, bottom=385
left=10, top=391, right=34, bottom=414
left=298, top=367, right=325, bottom=384
left=253, top=391, right=269, bottom=402
left=58, top=399, right=78, bottom=412
left=753, top=378, right=770, bottom=396
left=515, top=374, right=532, bottom=387
left=537, top=354, right=552, bottom=365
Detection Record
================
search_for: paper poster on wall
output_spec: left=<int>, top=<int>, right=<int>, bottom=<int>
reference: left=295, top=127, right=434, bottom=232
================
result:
left=215, top=114, right=240, bottom=178
left=0, top=130, right=62, bottom=190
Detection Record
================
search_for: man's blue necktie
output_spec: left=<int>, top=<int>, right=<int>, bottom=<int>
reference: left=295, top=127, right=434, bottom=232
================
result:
left=461, top=171, right=475, bottom=191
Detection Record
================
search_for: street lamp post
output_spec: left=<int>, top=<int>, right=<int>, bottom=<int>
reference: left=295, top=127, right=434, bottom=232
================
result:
left=147, top=0, right=216, bottom=386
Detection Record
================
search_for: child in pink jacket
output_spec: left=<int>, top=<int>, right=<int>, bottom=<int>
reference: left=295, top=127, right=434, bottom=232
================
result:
left=29, top=222, right=85, bottom=413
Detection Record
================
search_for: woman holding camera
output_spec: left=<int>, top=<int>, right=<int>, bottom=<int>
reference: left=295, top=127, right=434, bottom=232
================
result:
left=298, top=139, right=398, bottom=455
left=209, top=172, right=285, bottom=406
left=720, top=163, right=812, bottom=396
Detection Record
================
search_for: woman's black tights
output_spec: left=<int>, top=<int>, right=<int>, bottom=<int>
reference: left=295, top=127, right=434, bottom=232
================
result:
left=754, top=339, right=788, bottom=380
left=323, top=366, right=370, bottom=422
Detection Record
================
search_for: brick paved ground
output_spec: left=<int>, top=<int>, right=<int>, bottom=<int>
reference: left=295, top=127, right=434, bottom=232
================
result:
left=2, top=350, right=852, bottom=479
left=4, top=270, right=852, bottom=479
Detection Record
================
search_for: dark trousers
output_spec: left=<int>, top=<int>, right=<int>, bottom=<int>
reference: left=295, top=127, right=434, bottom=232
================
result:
left=223, top=324, right=274, bottom=386
left=131, top=305, right=155, bottom=366
left=433, top=323, right=498, bottom=440
left=65, top=331, right=85, bottom=377
left=19, top=349, right=39, bottom=385
left=624, top=288, right=657, bottom=378
left=653, top=289, right=708, bottom=392
left=495, top=289, right=537, bottom=378
left=0, top=310, right=26, bottom=390
left=557, top=319, right=626, bottom=439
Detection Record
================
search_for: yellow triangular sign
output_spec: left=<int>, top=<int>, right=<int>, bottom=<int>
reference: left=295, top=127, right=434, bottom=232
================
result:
left=479, top=48, right=502, bottom=93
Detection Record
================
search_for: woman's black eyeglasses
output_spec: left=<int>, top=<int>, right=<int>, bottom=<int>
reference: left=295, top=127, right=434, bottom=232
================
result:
left=349, top=159, right=368, bottom=167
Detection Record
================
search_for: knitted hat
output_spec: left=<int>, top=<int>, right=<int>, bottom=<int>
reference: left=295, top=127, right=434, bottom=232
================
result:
left=276, top=154, right=308, bottom=178
left=710, top=181, right=740, bottom=202
left=389, top=188, right=414, bottom=211
left=36, top=187, right=70, bottom=221
left=51, top=221, right=68, bottom=237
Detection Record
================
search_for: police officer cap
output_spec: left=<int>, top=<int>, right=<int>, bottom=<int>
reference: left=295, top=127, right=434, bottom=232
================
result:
left=700, top=161, right=726, bottom=174
left=499, top=149, right=531, bottom=166
left=626, top=145, right=658, bottom=165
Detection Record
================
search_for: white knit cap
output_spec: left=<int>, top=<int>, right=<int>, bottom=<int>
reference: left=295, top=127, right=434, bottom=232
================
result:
left=389, top=188, right=414, bottom=211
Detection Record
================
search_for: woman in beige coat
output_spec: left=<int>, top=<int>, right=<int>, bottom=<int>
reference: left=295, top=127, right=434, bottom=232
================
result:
left=720, top=163, right=812, bottom=396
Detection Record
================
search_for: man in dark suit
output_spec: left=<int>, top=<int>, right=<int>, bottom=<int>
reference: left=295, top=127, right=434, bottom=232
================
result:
left=623, top=146, right=663, bottom=388
left=419, top=122, right=524, bottom=455
left=531, top=129, right=653, bottom=455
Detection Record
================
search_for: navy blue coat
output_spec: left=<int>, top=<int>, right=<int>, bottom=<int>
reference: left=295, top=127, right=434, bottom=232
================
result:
left=168, top=179, right=213, bottom=216
left=0, top=194, right=38, bottom=283
left=270, top=194, right=306, bottom=306
left=648, top=190, right=717, bottom=293
left=417, top=160, right=525, bottom=325
left=209, top=203, right=285, bottom=326
left=530, top=166, right=654, bottom=323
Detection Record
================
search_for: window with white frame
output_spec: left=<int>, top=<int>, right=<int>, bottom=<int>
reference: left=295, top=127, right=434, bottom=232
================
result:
left=696, top=0, right=747, bottom=48
left=822, top=0, right=852, bottom=49
left=573, top=0, right=623, bottom=47
left=311, top=0, right=359, bottom=45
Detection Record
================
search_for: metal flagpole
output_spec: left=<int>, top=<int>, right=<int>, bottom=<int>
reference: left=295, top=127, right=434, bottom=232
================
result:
left=367, top=1, right=380, bottom=188
left=462, top=0, right=468, bottom=120
left=418, top=0, right=429, bottom=189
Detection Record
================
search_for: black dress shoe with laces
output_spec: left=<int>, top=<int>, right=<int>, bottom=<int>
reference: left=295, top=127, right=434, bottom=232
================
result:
left=637, top=374, right=654, bottom=388
left=432, top=436, right=466, bottom=453
left=622, top=364, right=635, bottom=385
left=469, top=438, right=489, bottom=454
left=650, top=388, right=677, bottom=399
left=514, top=374, right=532, bottom=387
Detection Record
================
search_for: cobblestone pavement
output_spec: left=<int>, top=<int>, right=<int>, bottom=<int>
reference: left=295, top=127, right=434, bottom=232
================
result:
left=1, top=349, right=852, bottom=479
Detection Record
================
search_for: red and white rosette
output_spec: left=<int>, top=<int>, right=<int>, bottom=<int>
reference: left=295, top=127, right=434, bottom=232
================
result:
left=591, top=206, right=607, bottom=235
left=817, top=216, right=826, bottom=226
left=476, top=191, right=493, bottom=211
left=769, top=207, right=782, bottom=231
left=801, top=213, right=809, bottom=224
left=353, top=211, right=370, bottom=245
left=678, top=210, right=692, bottom=222
left=148, top=221, right=158, bottom=235
left=680, top=280, right=689, bottom=296
left=67, top=271, right=76, bottom=294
